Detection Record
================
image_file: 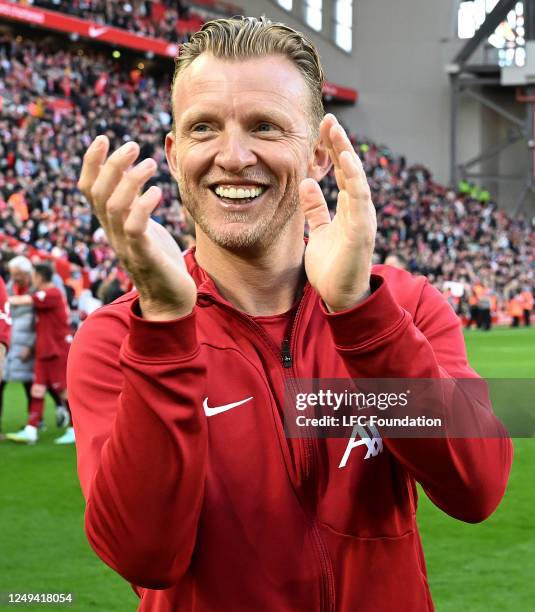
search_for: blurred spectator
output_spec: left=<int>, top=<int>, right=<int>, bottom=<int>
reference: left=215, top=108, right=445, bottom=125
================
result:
left=520, top=287, right=533, bottom=326
left=476, top=281, right=493, bottom=331
left=508, top=291, right=524, bottom=328
left=383, top=253, right=407, bottom=270
left=21, top=0, right=200, bottom=44
left=77, top=287, right=102, bottom=320
left=0, top=256, right=34, bottom=436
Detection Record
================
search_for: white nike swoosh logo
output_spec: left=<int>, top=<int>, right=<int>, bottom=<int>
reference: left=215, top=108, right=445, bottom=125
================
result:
left=88, top=26, right=108, bottom=38
left=203, top=396, right=253, bottom=417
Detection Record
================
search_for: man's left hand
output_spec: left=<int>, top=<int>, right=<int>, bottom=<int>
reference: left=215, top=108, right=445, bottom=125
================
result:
left=299, top=114, right=376, bottom=312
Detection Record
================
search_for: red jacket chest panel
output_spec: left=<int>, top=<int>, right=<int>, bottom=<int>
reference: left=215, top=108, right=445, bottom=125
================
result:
left=194, top=298, right=414, bottom=541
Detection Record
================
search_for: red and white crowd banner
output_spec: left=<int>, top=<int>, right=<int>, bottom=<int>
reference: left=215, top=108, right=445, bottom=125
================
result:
left=0, top=0, right=179, bottom=57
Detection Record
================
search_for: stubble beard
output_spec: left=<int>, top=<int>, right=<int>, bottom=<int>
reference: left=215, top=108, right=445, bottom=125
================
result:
left=178, top=176, right=302, bottom=254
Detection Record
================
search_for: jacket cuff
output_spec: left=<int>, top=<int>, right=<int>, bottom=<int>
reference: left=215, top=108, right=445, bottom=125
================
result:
left=321, top=274, right=406, bottom=348
left=126, top=297, right=198, bottom=359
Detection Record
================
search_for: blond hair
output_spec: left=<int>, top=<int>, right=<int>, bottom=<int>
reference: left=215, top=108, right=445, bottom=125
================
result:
left=171, top=16, right=324, bottom=136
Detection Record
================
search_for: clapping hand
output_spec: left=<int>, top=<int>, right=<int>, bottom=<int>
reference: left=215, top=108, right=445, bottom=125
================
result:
left=78, top=137, right=197, bottom=320
left=299, top=114, right=376, bottom=312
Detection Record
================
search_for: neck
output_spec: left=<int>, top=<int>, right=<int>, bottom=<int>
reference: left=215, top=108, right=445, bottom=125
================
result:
left=194, top=223, right=306, bottom=316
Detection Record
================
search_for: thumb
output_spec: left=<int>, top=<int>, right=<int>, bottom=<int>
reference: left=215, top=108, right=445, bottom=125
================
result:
left=299, top=178, right=331, bottom=232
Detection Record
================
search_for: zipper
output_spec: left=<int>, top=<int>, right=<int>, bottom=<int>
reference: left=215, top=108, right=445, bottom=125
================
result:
left=284, top=290, right=336, bottom=612
left=197, top=285, right=335, bottom=611
left=281, top=339, right=292, bottom=368
left=286, top=288, right=316, bottom=481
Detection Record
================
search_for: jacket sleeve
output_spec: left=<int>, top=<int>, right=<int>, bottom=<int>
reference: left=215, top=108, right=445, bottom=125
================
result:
left=0, top=277, right=11, bottom=350
left=67, top=298, right=208, bottom=588
left=323, top=273, right=513, bottom=523
left=32, top=289, right=62, bottom=310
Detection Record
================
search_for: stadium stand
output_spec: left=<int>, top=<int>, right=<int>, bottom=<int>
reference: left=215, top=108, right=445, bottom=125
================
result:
left=14, top=0, right=209, bottom=42
left=0, top=33, right=189, bottom=307
left=0, top=33, right=533, bottom=325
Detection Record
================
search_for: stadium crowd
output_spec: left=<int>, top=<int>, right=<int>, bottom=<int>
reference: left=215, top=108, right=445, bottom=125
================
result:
left=15, top=0, right=199, bottom=43
left=0, top=33, right=192, bottom=309
left=320, top=143, right=534, bottom=327
left=0, top=33, right=533, bottom=330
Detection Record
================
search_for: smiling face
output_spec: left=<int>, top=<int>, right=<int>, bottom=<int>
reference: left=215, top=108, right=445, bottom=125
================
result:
left=166, top=54, right=326, bottom=254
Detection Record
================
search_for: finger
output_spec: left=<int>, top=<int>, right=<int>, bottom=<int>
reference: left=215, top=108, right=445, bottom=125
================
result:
left=334, top=167, right=347, bottom=192
left=123, top=186, right=162, bottom=238
left=330, top=123, right=355, bottom=163
left=320, top=114, right=340, bottom=168
left=77, top=135, right=110, bottom=200
left=336, top=151, right=374, bottom=228
left=319, top=113, right=337, bottom=140
left=321, top=116, right=349, bottom=191
left=299, top=178, right=331, bottom=232
left=106, top=158, right=158, bottom=235
left=90, top=141, right=140, bottom=218
left=339, top=150, right=371, bottom=202
left=331, top=125, right=367, bottom=194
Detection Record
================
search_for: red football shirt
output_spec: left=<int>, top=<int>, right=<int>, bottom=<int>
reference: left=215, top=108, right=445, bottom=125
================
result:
left=32, top=286, right=71, bottom=359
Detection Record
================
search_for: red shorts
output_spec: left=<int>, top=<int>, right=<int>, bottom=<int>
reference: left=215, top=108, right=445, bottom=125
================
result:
left=33, top=353, right=68, bottom=391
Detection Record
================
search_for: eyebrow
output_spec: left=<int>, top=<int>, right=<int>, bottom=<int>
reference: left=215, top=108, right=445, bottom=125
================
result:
left=179, top=107, right=293, bottom=130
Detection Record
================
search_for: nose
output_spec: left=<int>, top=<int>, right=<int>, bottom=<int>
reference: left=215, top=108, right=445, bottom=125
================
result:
left=214, top=127, right=257, bottom=173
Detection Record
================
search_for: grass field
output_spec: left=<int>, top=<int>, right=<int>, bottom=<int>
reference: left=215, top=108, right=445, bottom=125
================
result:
left=0, top=327, right=534, bottom=610
left=418, top=327, right=535, bottom=611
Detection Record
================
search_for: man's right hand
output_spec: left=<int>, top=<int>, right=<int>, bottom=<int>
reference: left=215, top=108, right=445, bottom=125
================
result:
left=78, top=136, right=197, bottom=321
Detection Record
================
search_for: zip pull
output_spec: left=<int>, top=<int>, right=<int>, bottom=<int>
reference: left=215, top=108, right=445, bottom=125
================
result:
left=281, top=339, right=293, bottom=368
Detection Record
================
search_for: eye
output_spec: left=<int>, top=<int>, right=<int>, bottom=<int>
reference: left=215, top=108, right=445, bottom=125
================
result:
left=191, top=123, right=211, bottom=133
left=255, top=122, right=276, bottom=132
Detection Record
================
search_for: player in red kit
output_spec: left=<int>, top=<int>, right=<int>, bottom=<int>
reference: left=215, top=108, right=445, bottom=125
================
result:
left=6, top=263, right=74, bottom=445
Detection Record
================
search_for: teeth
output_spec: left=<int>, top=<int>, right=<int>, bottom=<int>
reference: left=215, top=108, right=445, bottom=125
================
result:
left=214, top=185, right=265, bottom=199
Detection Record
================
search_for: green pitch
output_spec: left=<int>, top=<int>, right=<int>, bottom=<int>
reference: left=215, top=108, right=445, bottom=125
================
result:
left=418, top=327, right=535, bottom=611
left=0, top=327, right=534, bottom=610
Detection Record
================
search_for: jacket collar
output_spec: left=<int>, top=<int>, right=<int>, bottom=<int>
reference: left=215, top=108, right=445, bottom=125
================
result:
left=182, top=245, right=311, bottom=312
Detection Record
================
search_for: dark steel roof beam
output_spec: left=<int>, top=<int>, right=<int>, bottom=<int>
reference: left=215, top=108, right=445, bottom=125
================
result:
left=453, top=0, right=518, bottom=67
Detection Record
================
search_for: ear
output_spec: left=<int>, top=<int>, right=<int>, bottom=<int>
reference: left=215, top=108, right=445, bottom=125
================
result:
left=308, top=136, right=332, bottom=182
left=165, top=131, right=179, bottom=181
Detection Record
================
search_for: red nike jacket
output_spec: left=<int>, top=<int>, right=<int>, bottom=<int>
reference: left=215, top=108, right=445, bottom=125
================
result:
left=68, top=251, right=513, bottom=612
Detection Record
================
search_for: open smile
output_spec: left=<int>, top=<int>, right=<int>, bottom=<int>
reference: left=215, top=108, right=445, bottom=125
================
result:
left=210, top=184, right=270, bottom=208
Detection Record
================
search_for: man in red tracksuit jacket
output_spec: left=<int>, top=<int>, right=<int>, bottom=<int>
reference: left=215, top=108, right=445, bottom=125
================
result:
left=71, top=17, right=513, bottom=611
